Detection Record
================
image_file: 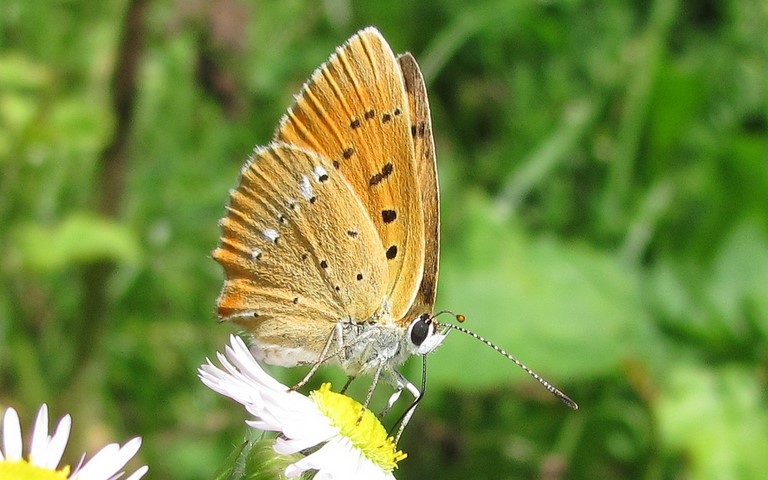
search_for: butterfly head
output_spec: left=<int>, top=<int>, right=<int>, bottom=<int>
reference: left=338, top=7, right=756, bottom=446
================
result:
left=404, top=313, right=451, bottom=356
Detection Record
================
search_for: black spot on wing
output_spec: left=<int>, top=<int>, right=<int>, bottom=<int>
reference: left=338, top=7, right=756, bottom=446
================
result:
left=411, top=122, right=426, bottom=138
left=381, top=209, right=397, bottom=223
left=369, top=162, right=394, bottom=186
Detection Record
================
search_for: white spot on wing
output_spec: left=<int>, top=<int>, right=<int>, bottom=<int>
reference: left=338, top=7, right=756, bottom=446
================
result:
left=263, top=229, right=279, bottom=243
left=250, top=247, right=262, bottom=259
left=299, top=175, right=314, bottom=201
left=313, top=165, right=329, bottom=182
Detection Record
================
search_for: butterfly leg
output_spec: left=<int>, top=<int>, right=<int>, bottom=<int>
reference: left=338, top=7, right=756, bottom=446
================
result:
left=361, top=364, right=384, bottom=409
left=380, top=358, right=428, bottom=443
left=353, top=364, right=385, bottom=426
left=379, top=367, right=421, bottom=415
left=291, top=323, right=343, bottom=391
left=380, top=386, right=404, bottom=419
left=340, top=375, right=356, bottom=394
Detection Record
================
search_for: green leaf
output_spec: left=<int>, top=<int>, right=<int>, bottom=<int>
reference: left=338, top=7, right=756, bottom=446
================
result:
left=11, top=212, right=141, bottom=271
left=649, top=219, right=768, bottom=347
left=431, top=191, right=658, bottom=389
left=657, top=364, right=768, bottom=479
left=709, top=219, right=768, bottom=340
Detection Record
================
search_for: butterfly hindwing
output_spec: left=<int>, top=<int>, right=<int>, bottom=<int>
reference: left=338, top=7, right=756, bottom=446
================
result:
left=213, top=144, right=388, bottom=361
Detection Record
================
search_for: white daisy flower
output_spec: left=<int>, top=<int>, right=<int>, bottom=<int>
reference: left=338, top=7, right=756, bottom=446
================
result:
left=0, top=404, right=148, bottom=480
left=199, top=334, right=407, bottom=480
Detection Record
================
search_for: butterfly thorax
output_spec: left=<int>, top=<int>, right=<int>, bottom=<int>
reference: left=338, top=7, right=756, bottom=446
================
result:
left=337, top=319, right=412, bottom=375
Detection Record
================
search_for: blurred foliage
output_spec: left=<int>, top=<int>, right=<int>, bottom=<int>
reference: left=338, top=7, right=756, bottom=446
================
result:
left=1, top=0, right=767, bottom=479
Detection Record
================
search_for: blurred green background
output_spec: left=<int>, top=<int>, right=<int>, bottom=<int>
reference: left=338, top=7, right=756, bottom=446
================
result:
left=2, top=0, right=767, bottom=479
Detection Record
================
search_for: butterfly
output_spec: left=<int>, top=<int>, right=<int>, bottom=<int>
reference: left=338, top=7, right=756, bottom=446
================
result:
left=213, top=26, right=442, bottom=409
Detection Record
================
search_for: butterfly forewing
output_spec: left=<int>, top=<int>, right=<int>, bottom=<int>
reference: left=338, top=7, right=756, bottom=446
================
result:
left=213, top=144, right=388, bottom=360
left=397, top=52, right=440, bottom=326
left=274, top=27, right=425, bottom=321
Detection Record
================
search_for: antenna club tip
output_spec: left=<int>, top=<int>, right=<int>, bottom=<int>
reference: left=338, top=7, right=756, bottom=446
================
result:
left=456, top=314, right=466, bottom=323
left=561, top=397, right=579, bottom=410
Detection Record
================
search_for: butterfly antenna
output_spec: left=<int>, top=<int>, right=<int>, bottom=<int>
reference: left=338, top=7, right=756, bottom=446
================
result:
left=434, top=311, right=578, bottom=410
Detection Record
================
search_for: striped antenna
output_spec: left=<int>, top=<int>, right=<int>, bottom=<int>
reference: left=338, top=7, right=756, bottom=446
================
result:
left=435, top=311, right=578, bottom=410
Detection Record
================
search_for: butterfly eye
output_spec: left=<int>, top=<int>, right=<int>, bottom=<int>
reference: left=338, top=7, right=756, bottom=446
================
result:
left=408, top=315, right=433, bottom=346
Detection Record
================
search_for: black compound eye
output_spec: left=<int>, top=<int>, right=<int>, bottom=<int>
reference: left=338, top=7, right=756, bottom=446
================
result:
left=409, top=315, right=432, bottom=346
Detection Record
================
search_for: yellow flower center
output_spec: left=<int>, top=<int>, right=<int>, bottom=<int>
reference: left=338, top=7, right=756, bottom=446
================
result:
left=310, top=383, right=407, bottom=472
left=0, top=459, right=70, bottom=480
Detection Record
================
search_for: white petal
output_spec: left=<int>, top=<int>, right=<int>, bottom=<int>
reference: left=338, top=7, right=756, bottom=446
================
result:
left=199, top=359, right=258, bottom=405
left=72, top=438, right=141, bottom=480
left=285, top=437, right=358, bottom=479
left=119, top=438, right=143, bottom=463
left=198, top=336, right=293, bottom=409
left=44, top=414, right=72, bottom=469
left=356, top=454, right=396, bottom=480
left=245, top=396, right=324, bottom=436
left=199, top=335, right=321, bottom=435
left=71, top=443, right=119, bottom=479
left=2, top=407, right=23, bottom=460
left=247, top=390, right=313, bottom=423
left=29, top=404, right=50, bottom=465
left=280, top=411, right=334, bottom=438
left=124, top=464, right=149, bottom=480
left=199, top=369, right=252, bottom=408
left=228, top=336, right=288, bottom=392
left=272, top=424, right=337, bottom=455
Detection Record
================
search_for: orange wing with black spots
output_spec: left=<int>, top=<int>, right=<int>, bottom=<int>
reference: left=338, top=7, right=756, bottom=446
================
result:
left=273, top=27, right=426, bottom=322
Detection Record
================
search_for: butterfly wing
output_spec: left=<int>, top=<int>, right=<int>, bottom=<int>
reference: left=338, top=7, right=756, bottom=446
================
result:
left=213, top=144, right=388, bottom=365
left=274, top=27, right=425, bottom=322
left=397, top=52, right=440, bottom=326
